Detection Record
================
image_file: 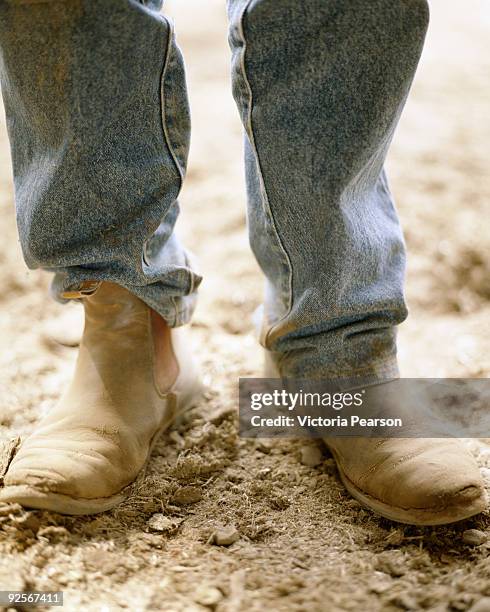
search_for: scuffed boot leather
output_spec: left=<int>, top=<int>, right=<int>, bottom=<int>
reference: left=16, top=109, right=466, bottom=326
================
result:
left=326, top=437, right=487, bottom=525
left=264, top=352, right=487, bottom=525
left=0, top=282, right=202, bottom=514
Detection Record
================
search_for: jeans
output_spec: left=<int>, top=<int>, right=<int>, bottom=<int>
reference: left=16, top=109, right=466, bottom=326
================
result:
left=0, top=0, right=429, bottom=379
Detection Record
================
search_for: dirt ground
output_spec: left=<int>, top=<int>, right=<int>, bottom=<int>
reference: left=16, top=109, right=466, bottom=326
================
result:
left=0, top=1, right=489, bottom=610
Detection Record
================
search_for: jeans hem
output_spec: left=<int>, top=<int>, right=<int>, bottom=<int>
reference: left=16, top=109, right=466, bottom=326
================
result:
left=52, top=275, right=196, bottom=328
left=271, top=353, right=400, bottom=383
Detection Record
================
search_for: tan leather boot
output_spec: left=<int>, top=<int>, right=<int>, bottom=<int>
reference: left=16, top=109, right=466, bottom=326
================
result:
left=0, top=282, right=202, bottom=515
left=326, top=437, right=487, bottom=525
left=264, top=352, right=487, bottom=525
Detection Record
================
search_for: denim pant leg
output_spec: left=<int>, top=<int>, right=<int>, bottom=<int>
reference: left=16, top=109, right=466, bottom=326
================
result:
left=0, top=0, right=200, bottom=326
left=228, top=0, right=429, bottom=380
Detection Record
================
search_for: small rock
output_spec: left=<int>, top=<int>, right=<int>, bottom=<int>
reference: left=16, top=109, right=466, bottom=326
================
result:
left=462, top=529, right=487, bottom=546
left=255, top=440, right=273, bottom=454
left=369, top=572, right=392, bottom=595
left=194, top=584, right=223, bottom=608
left=147, top=514, right=183, bottom=534
left=140, top=533, right=165, bottom=549
left=172, top=486, right=203, bottom=505
left=468, top=598, right=490, bottom=612
left=388, top=594, right=417, bottom=610
left=299, top=445, right=323, bottom=468
left=209, top=525, right=240, bottom=547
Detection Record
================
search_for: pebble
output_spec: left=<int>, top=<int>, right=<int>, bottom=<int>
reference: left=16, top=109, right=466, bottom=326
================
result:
left=369, top=576, right=391, bottom=594
left=388, top=594, right=417, bottom=610
left=462, top=529, right=487, bottom=546
left=194, top=584, right=223, bottom=608
left=299, top=445, right=323, bottom=468
left=255, top=440, right=273, bottom=454
left=171, top=486, right=203, bottom=505
left=468, top=598, right=490, bottom=612
left=147, top=514, right=183, bottom=534
left=209, top=525, right=240, bottom=546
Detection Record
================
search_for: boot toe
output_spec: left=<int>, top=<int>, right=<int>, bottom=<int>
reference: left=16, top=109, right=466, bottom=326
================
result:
left=338, top=439, right=487, bottom=524
left=0, top=431, right=140, bottom=513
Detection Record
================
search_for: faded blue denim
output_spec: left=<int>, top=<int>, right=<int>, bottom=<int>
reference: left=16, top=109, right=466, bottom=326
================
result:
left=0, top=0, right=429, bottom=379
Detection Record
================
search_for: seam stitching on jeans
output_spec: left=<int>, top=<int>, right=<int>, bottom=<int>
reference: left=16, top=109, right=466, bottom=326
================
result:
left=159, top=15, right=183, bottom=328
left=237, top=2, right=294, bottom=342
left=160, top=16, right=185, bottom=184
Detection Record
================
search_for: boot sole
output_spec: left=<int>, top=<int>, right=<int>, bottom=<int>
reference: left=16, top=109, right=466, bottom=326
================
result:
left=0, top=384, right=203, bottom=515
left=332, top=450, right=488, bottom=526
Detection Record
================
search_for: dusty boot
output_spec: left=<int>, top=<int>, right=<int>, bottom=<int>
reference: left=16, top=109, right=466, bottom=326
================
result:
left=264, top=353, right=487, bottom=525
left=0, top=282, right=202, bottom=515
left=326, top=437, right=487, bottom=525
